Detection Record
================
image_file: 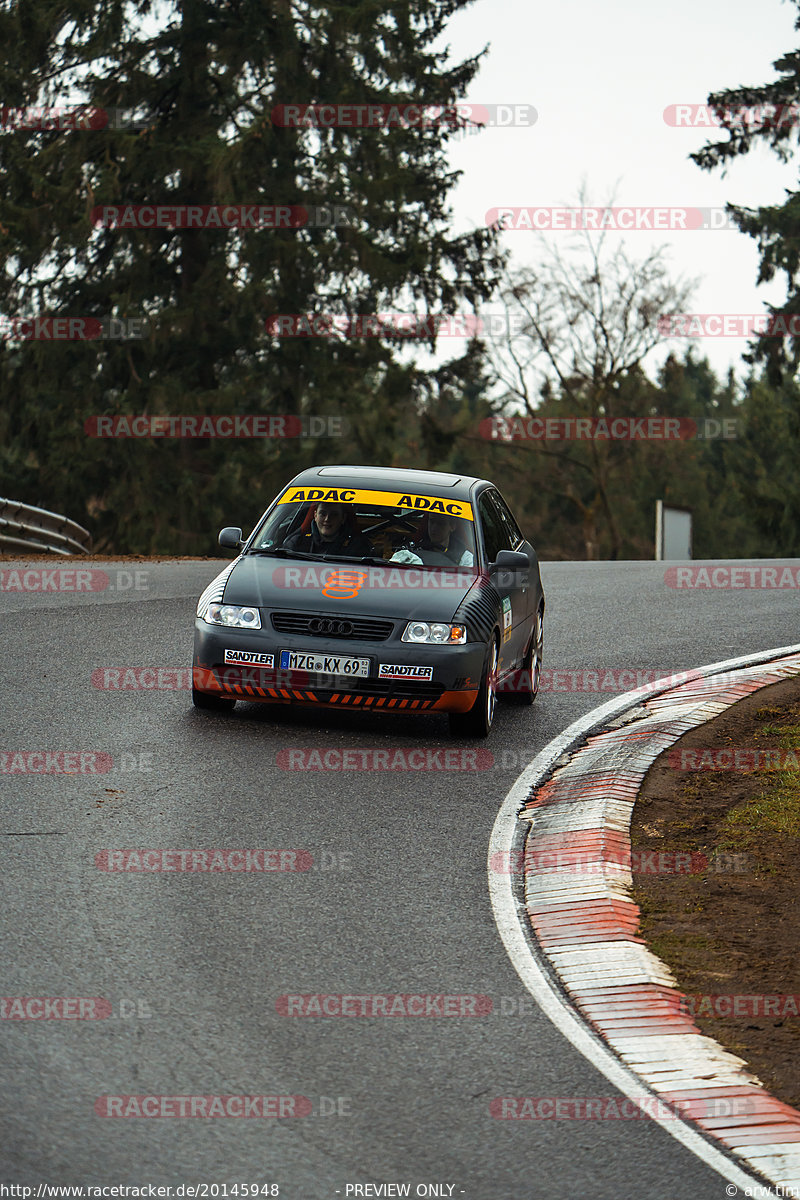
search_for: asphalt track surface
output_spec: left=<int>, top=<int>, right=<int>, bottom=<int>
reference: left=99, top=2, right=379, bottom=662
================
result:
left=2, top=557, right=797, bottom=1199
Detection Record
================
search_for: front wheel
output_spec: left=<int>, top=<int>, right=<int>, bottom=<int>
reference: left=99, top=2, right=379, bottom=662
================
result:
left=192, top=687, right=236, bottom=712
left=449, top=638, right=498, bottom=738
left=508, top=607, right=543, bottom=706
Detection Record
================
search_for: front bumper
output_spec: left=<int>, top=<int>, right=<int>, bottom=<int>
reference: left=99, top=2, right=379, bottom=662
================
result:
left=193, top=619, right=486, bottom=714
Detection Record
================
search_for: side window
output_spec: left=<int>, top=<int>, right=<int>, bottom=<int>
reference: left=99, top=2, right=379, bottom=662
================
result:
left=478, top=492, right=512, bottom=562
left=492, top=490, right=524, bottom=548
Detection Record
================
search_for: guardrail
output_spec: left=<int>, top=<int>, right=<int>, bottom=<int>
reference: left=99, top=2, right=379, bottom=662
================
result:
left=0, top=498, right=92, bottom=556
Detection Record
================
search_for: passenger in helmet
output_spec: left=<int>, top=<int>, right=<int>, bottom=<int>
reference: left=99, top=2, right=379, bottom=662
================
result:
left=391, top=513, right=474, bottom=567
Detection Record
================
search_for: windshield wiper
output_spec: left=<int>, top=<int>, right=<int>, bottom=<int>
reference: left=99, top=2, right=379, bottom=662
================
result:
left=315, top=553, right=391, bottom=566
left=248, top=548, right=393, bottom=565
left=248, top=547, right=316, bottom=560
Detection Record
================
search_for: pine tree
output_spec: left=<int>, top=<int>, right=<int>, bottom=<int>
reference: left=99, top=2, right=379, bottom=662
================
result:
left=0, top=0, right=503, bottom=552
left=692, top=1, right=800, bottom=381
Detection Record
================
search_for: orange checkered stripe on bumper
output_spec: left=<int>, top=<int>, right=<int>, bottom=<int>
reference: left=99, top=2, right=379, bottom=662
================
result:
left=193, top=665, right=476, bottom=713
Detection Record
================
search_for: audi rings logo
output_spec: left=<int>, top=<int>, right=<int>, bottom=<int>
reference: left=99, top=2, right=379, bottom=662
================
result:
left=309, top=618, right=354, bottom=636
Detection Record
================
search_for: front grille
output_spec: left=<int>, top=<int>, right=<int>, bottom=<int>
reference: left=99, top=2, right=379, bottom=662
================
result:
left=271, top=612, right=394, bottom=641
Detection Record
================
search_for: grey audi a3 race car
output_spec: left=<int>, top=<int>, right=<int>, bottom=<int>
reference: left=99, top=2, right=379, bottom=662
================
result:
left=191, top=464, right=544, bottom=736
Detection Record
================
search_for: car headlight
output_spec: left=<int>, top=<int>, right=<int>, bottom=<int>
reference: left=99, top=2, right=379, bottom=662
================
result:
left=201, top=602, right=262, bottom=629
left=402, top=621, right=466, bottom=644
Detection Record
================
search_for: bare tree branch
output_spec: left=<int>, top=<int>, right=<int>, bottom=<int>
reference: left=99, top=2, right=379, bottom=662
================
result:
left=479, top=193, right=698, bottom=557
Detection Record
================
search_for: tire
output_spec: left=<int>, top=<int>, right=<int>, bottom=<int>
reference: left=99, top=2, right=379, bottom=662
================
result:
left=192, top=687, right=236, bottom=712
left=449, top=638, right=498, bottom=738
left=508, top=606, right=543, bottom=706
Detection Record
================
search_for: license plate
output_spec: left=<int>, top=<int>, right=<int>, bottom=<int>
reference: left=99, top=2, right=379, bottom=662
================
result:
left=279, top=650, right=370, bottom=677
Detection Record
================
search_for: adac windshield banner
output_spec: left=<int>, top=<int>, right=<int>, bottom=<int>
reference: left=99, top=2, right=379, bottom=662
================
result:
left=278, top=486, right=474, bottom=520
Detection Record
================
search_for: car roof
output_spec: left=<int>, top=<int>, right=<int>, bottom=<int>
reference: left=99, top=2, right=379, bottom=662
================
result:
left=285, top=464, right=492, bottom=501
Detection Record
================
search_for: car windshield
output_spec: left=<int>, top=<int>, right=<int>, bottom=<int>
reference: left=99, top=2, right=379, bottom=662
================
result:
left=249, top=488, right=478, bottom=570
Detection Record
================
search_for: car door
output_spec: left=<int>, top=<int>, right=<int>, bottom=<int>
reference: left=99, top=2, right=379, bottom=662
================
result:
left=491, top=488, right=537, bottom=656
left=476, top=489, right=530, bottom=674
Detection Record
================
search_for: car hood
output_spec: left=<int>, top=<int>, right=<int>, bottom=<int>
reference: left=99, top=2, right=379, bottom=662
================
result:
left=221, top=555, right=480, bottom=622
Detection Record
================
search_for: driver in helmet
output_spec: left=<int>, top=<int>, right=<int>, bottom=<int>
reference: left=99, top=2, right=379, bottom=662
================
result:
left=285, top=501, right=374, bottom=558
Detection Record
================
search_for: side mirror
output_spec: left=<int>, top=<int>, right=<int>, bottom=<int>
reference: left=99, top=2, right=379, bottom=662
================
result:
left=491, top=550, right=530, bottom=570
left=491, top=549, right=530, bottom=590
left=218, top=526, right=243, bottom=550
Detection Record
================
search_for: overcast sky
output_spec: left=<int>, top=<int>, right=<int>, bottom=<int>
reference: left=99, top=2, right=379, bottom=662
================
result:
left=434, top=0, right=800, bottom=384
